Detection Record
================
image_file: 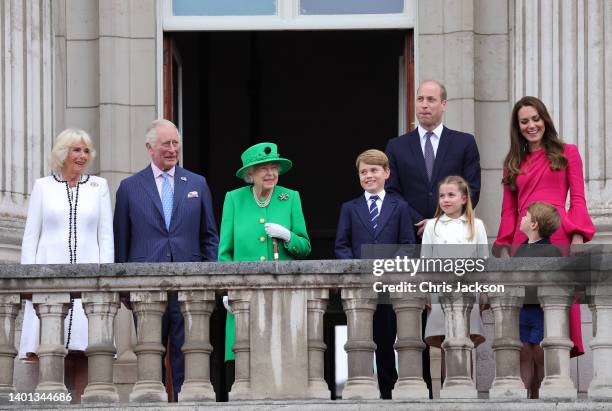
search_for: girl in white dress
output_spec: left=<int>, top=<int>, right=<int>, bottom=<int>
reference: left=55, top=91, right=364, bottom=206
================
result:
left=20, top=128, right=114, bottom=365
left=421, top=175, right=488, bottom=383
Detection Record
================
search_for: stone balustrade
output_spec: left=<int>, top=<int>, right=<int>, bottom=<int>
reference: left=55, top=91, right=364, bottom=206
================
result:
left=0, top=255, right=610, bottom=405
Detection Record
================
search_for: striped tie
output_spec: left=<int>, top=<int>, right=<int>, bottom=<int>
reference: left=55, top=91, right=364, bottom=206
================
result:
left=369, top=195, right=380, bottom=231
left=161, top=172, right=173, bottom=230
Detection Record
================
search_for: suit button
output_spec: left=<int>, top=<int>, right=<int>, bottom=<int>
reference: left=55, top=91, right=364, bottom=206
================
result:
left=259, top=218, right=265, bottom=223
left=259, top=236, right=266, bottom=242
left=260, top=256, right=266, bottom=261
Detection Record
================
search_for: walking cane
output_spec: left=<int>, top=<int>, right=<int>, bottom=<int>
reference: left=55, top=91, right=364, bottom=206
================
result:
left=273, top=239, right=279, bottom=260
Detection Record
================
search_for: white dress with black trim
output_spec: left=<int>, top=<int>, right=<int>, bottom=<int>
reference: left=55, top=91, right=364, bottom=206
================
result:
left=19, top=174, right=114, bottom=358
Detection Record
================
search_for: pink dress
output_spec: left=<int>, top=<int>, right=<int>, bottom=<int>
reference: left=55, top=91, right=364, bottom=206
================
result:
left=494, top=144, right=595, bottom=356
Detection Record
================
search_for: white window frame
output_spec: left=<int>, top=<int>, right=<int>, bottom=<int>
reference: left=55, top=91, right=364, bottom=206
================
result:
left=162, top=0, right=415, bottom=31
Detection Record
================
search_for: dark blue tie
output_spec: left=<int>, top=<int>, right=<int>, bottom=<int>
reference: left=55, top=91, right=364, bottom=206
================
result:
left=369, top=195, right=380, bottom=231
left=424, top=131, right=435, bottom=181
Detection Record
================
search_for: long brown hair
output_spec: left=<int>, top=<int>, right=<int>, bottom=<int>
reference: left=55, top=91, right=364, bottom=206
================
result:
left=433, top=175, right=476, bottom=241
left=502, top=96, right=567, bottom=190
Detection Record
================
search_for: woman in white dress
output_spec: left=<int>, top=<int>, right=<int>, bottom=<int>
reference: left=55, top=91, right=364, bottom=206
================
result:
left=20, top=128, right=114, bottom=371
left=421, top=176, right=488, bottom=362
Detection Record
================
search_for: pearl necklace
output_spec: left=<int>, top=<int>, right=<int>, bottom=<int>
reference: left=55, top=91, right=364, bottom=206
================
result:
left=52, top=173, right=90, bottom=349
left=252, top=186, right=273, bottom=208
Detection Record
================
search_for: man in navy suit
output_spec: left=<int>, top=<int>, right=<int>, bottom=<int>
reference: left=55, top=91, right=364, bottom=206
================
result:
left=385, top=80, right=481, bottom=397
left=335, top=149, right=416, bottom=399
left=114, top=119, right=219, bottom=401
left=386, top=80, right=481, bottom=232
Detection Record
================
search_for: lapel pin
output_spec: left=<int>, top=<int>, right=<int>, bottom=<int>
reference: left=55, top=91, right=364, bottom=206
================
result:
left=90, top=181, right=98, bottom=187
left=278, top=193, right=289, bottom=201
left=180, top=176, right=187, bottom=181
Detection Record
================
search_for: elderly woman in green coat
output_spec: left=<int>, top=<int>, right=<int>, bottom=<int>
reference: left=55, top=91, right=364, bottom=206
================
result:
left=219, top=142, right=311, bottom=371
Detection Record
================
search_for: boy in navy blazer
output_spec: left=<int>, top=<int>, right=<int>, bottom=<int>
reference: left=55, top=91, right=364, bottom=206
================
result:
left=334, top=149, right=417, bottom=399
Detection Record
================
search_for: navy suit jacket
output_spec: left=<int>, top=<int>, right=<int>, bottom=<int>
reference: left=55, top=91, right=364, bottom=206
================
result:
left=113, top=165, right=219, bottom=263
left=385, top=127, right=481, bottom=220
left=335, top=192, right=416, bottom=259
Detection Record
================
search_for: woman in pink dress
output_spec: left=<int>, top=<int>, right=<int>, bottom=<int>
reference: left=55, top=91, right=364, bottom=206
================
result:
left=494, top=96, right=595, bottom=357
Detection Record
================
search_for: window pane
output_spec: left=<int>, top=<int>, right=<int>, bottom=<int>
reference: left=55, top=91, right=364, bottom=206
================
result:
left=300, top=0, right=403, bottom=15
left=173, top=0, right=277, bottom=16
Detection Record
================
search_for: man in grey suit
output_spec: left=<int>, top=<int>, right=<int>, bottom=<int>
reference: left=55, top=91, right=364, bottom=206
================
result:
left=114, top=119, right=219, bottom=400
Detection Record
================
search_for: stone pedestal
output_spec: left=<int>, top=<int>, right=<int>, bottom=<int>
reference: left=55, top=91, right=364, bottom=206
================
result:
left=81, top=292, right=120, bottom=403
left=113, top=302, right=137, bottom=402
left=538, top=286, right=577, bottom=399
left=587, top=285, right=612, bottom=400
left=128, top=292, right=167, bottom=403
left=228, top=290, right=252, bottom=400
left=340, top=288, right=379, bottom=399
left=0, top=294, right=20, bottom=404
left=178, top=290, right=216, bottom=402
left=391, top=292, right=429, bottom=399
left=439, top=292, right=477, bottom=399
left=306, top=289, right=329, bottom=399
left=33, top=293, right=70, bottom=401
left=488, top=287, right=527, bottom=399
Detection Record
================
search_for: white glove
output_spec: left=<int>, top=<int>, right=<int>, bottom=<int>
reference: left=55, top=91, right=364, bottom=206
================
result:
left=264, top=222, right=291, bottom=242
left=223, top=296, right=232, bottom=313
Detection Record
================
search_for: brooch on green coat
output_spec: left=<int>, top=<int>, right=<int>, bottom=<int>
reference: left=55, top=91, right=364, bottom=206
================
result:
left=278, top=193, right=289, bottom=201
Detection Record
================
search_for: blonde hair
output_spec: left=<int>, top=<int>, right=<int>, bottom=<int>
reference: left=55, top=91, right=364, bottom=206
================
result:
left=48, top=128, right=96, bottom=174
left=433, top=175, right=476, bottom=241
left=527, top=202, right=561, bottom=237
left=355, top=149, right=389, bottom=170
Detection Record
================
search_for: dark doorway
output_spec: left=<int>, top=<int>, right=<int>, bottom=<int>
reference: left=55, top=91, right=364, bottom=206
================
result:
left=172, top=30, right=407, bottom=259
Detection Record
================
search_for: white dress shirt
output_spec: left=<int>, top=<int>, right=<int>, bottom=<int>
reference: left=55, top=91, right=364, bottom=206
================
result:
left=151, top=163, right=175, bottom=198
left=418, top=123, right=444, bottom=157
left=364, top=189, right=385, bottom=212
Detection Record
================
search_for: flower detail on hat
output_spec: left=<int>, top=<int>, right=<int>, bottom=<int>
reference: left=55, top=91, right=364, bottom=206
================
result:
left=278, top=193, right=289, bottom=201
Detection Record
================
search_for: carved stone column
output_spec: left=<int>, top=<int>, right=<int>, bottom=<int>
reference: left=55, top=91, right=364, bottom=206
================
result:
left=178, top=290, right=216, bottom=402
left=340, top=288, right=378, bottom=399
left=228, top=290, right=252, bottom=400
left=33, top=293, right=70, bottom=399
left=81, top=292, right=120, bottom=403
left=390, top=292, right=428, bottom=399
left=439, top=292, right=477, bottom=398
left=129, top=292, right=167, bottom=403
left=587, top=284, right=612, bottom=399
left=538, top=286, right=576, bottom=399
left=0, top=294, right=20, bottom=404
left=488, top=287, right=527, bottom=399
left=305, top=289, right=329, bottom=399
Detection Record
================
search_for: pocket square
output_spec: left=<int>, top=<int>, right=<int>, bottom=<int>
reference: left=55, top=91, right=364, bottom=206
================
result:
left=187, top=191, right=199, bottom=198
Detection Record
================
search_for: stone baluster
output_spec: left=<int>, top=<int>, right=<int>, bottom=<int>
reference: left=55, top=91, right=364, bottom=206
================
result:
left=129, top=292, right=168, bottom=403
left=390, top=292, right=429, bottom=399
left=439, top=292, right=477, bottom=398
left=0, top=294, right=20, bottom=404
left=178, top=290, right=216, bottom=402
left=340, top=288, right=378, bottom=399
left=488, top=287, right=527, bottom=398
left=228, top=290, right=253, bottom=400
left=305, top=289, right=329, bottom=399
left=33, top=293, right=70, bottom=400
left=538, top=286, right=576, bottom=399
left=587, top=284, right=612, bottom=399
left=81, top=292, right=120, bottom=403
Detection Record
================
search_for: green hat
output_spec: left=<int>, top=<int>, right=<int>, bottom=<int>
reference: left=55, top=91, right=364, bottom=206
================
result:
left=236, top=142, right=293, bottom=179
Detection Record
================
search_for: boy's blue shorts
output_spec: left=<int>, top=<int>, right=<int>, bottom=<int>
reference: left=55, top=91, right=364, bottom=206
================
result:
left=520, top=304, right=544, bottom=344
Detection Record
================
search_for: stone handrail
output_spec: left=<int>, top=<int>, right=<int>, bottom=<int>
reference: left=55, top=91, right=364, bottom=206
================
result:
left=0, top=255, right=610, bottom=403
